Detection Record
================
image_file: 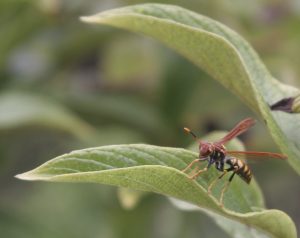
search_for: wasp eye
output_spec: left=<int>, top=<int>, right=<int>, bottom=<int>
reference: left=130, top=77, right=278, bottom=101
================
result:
left=200, top=148, right=210, bottom=157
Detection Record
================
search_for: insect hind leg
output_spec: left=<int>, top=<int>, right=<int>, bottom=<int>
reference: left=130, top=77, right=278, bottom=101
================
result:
left=219, top=172, right=236, bottom=207
left=207, top=170, right=227, bottom=195
left=207, top=167, right=235, bottom=195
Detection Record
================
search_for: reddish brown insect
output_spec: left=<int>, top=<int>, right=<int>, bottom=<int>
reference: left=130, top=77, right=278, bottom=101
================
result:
left=182, top=118, right=287, bottom=206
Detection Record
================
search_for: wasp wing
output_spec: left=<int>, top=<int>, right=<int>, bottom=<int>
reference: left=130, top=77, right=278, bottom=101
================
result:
left=215, top=118, right=256, bottom=145
left=226, top=150, right=287, bottom=161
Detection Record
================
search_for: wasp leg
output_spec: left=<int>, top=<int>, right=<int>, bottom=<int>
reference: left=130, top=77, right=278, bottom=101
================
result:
left=188, top=167, right=208, bottom=179
left=219, top=172, right=236, bottom=207
left=181, top=158, right=206, bottom=173
left=189, top=165, right=200, bottom=177
left=207, top=167, right=235, bottom=195
left=207, top=171, right=227, bottom=195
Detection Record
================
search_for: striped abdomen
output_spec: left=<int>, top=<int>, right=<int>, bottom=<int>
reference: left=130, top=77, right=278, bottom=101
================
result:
left=228, top=157, right=252, bottom=184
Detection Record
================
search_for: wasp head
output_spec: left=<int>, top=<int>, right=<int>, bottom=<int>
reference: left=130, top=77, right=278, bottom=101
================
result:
left=199, top=141, right=213, bottom=157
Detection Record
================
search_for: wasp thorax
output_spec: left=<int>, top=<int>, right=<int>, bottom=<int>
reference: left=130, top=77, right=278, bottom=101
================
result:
left=199, top=141, right=213, bottom=157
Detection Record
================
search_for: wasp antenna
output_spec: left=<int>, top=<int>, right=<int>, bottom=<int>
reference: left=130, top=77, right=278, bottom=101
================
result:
left=183, top=127, right=198, bottom=139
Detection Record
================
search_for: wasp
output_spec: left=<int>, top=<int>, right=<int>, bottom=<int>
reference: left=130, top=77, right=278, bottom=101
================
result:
left=182, top=118, right=287, bottom=206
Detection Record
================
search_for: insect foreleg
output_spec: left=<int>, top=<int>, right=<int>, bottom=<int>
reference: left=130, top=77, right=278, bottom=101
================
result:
left=181, top=158, right=207, bottom=173
left=188, top=167, right=207, bottom=179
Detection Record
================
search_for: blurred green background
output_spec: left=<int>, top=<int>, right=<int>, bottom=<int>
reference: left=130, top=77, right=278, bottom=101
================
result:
left=1, top=0, right=300, bottom=237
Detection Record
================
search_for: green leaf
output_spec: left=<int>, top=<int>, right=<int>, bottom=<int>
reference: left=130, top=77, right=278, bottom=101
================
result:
left=16, top=144, right=296, bottom=238
left=80, top=4, right=300, bottom=175
left=169, top=198, right=270, bottom=238
left=0, top=91, right=93, bottom=140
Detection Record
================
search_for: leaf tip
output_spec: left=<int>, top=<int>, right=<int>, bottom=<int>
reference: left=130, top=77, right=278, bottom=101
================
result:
left=15, top=172, right=30, bottom=180
left=80, top=16, right=94, bottom=23
left=15, top=171, right=43, bottom=181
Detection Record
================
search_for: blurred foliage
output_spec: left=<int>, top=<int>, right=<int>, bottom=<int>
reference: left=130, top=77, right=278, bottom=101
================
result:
left=1, top=0, right=300, bottom=237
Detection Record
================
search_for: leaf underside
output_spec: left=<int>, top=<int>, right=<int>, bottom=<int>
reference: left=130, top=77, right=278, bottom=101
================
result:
left=80, top=3, right=300, bottom=175
left=16, top=144, right=296, bottom=238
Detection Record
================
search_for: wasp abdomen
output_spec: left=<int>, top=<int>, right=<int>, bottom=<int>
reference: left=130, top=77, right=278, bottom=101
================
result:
left=227, top=157, right=252, bottom=184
